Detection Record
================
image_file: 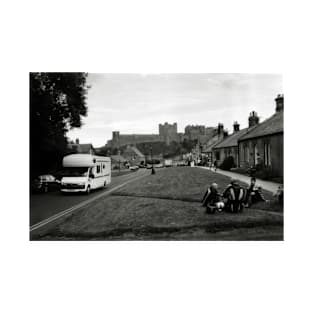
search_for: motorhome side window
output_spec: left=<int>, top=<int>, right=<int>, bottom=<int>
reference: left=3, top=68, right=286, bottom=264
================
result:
left=97, top=165, right=101, bottom=173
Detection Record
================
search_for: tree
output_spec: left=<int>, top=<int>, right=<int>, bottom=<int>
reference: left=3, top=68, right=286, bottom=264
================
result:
left=30, top=72, right=89, bottom=176
left=220, top=156, right=235, bottom=170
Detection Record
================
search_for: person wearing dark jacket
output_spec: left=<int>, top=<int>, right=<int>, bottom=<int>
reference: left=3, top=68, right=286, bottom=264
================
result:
left=222, top=179, right=246, bottom=213
left=222, top=178, right=237, bottom=198
left=202, top=183, right=224, bottom=213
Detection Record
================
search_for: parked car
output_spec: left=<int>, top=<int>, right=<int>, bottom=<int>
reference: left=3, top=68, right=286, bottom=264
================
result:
left=129, top=165, right=139, bottom=171
left=154, top=163, right=164, bottom=168
left=31, top=174, right=60, bottom=193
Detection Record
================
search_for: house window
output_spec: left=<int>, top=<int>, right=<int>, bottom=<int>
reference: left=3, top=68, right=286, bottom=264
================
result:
left=244, top=146, right=249, bottom=162
left=267, top=143, right=272, bottom=166
left=264, top=143, right=271, bottom=166
left=254, top=144, right=258, bottom=166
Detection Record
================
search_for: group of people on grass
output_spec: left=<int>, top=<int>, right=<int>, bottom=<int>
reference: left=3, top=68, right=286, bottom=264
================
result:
left=201, top=177, right=283, bottom=214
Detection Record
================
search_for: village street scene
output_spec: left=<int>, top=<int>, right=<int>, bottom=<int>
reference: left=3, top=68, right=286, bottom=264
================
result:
left=30, top=73, right=283, bottom=240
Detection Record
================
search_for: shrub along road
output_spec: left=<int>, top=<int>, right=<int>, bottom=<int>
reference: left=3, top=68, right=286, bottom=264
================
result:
left=34, top=167, right=283, bottom=240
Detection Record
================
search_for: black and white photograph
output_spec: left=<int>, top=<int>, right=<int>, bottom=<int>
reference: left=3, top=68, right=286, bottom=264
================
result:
left=30, top=73, right=283, bottom=240
left=2, top=1, right=313, bottom=312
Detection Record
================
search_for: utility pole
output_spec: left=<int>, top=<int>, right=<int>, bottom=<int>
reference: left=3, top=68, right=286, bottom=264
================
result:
left=118, top=149, right=121, bottom=172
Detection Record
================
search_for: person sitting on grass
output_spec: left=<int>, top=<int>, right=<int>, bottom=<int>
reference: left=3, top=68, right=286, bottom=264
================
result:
left=223, top=179, right=246, bottom=213
left=273, top=184, right=283, bottom=205
left=222, top=178, right=236, bottom=198
left=222, top=178, right=238, bottom=207
left=245, top=177, right=266, bottom=207
left=201, top=182, right=225, bottom=214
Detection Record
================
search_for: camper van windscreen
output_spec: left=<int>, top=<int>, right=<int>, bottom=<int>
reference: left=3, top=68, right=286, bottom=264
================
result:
left=62, top=167, right=89, bottom=177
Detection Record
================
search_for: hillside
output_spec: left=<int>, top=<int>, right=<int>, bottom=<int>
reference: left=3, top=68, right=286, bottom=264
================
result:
left=96, top=139, right=198, bottom=158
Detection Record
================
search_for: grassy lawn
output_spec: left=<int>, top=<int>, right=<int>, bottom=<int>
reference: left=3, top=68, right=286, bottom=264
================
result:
left=113, top=167, right=276, bottom=204
left=37, top=167, right=283, bottom=240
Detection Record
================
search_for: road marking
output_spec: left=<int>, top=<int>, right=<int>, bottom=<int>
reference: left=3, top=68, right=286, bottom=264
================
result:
left=30, top=172, right=149, bottom=232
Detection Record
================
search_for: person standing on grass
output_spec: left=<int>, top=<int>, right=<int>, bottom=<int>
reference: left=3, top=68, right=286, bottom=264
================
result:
left=213, top=160, right=217, bottom=171
left=201, top=183, right=225, bottom=213
left=245, top=177, right=266, bottom=207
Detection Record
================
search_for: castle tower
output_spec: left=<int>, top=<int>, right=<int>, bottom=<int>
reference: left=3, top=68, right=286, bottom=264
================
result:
left=159, top=122, right=178, bottom=145
left=112, top=131, right=120, bottom=148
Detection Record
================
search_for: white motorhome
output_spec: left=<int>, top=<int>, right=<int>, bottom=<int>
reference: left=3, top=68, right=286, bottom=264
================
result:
left=164, top=159, right=173, bottom=167
left=61, top=154, right=111, bottom=194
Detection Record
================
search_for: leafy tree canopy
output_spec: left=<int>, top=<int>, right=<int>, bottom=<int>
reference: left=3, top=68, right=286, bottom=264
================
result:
left=30, top=72, right=89, bottom=176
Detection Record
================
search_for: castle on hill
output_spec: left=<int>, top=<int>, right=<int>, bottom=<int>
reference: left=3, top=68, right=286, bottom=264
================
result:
left=105, top=122, right=217, bottom=148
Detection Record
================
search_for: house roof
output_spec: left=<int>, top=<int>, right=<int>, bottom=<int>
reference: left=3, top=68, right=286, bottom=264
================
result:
left=213, top=127, right=250, bottom=149
left=124, top=145, right=145, bottom=158
left=239, top=111, right=283, bottom=141
left=110, top=155, right=127, bottom=163
left=203, top=136, right=224, bottom=152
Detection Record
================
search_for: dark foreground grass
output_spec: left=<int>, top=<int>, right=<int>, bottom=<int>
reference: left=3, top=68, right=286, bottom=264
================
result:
left=36, top=195, right=283, bottom=240
left=35, top=167, right=283, bottom=240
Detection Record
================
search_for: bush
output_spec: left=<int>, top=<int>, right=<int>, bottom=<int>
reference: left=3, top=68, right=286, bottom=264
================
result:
left=254, top=167, right=283, bottom=183
left=220, top=156, right=235, bottom=171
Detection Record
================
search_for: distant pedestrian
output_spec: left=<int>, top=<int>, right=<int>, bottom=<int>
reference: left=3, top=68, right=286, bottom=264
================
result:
left=201, top=183, right=224, bottom=213
left=213, top=160, right=217, bottom=171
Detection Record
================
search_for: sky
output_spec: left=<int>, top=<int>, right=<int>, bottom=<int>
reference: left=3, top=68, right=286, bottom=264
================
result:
left=68, top=73, right=282, bottom=147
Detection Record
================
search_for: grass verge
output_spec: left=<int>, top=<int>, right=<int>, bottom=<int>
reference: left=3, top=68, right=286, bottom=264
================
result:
left=34, top=167, right=283, bottom=240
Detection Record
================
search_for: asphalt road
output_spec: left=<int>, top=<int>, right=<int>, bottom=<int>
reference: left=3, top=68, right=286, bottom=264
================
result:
left=30, top=169, right=149, bottom=226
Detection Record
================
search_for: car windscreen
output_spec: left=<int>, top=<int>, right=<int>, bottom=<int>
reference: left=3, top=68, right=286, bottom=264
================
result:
left=62, top=167, right=89, bottom=177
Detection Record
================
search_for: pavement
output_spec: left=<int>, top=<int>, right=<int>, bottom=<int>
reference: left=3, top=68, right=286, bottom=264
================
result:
left=197, top=166, right=281, bottom=193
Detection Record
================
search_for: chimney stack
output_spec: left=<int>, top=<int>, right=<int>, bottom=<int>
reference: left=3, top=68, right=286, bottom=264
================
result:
left=217, top=123, right=224, bottom=134
left=217, top=123, right=224, bottom=139
left=248, top=111, right=259, bottom=128
left=233, top=121, right=240, bottom=132
left=275, top=94, right=284, bottom=112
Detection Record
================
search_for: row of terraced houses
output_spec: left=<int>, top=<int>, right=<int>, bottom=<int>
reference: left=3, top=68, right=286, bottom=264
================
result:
left=203, top=94, right=284, bottom=178
left=69, top=94, right=283, bottom=179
